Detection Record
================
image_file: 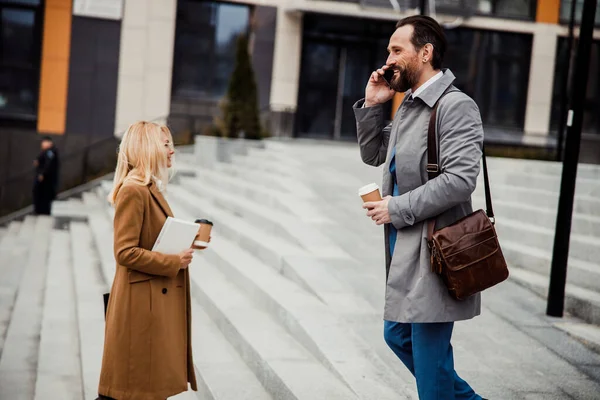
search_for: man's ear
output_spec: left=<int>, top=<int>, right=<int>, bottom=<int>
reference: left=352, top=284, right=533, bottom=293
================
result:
left=422, top=43, right=434, bottom=63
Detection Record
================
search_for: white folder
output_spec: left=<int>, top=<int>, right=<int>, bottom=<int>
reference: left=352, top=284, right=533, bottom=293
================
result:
left=152, top=217, right=199, bottom=254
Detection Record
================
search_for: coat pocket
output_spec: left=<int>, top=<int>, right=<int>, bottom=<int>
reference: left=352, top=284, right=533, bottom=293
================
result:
left=128, top=269, right=155, bottom=284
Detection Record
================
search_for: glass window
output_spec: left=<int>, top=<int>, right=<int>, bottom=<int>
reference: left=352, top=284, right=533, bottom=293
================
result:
left=2, top=9, right=35, bottom=64
left=445, top=28, right=533, bottom=130
left=297, top=14, right=393, bottom=140
left=2, top=0, right=40, bottom=5
left=171, top=0, right=250, bottom=99
left=560, top=0, right=600, bottom=25
left=550, top=38, right=600, bottom=135
left=477, top=0, right=536, bottom=19
left=296, top=42, right=340, bottom=138
left=0, top=0, right=42, bottom=120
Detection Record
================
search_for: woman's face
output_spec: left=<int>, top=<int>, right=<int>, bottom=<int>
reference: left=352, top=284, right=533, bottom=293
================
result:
left=161, top=129, right=174, bottom=168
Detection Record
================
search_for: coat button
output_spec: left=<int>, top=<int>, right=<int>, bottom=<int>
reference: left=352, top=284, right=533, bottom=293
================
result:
left=162, top=288, right=168, bottom=294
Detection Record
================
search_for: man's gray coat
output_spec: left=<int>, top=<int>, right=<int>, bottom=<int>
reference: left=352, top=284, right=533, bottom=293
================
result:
left=354, top=69, right=483, bottom=323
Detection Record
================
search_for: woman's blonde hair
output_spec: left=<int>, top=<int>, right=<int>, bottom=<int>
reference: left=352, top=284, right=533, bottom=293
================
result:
left=108, top=121, right=174, bottom=205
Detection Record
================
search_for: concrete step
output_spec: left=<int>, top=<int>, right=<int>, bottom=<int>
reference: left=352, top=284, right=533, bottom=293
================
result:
left=474, top=181, right=600, bottom=216
left=509, top=265, right=600, bottom=325
left=201, top=160, right=374, bottom=230
left=190, top=298, right=272, bottom=400
left=83, top=191, right=115, bottom=288
left=1, top=220, right=21, bottom=240
left=215, top=153, right=370, bottom=201
left=0, top=216, right=53, bottom=399
left=200, top=235, right=405, bottom=399
left=233, top=143, right=600, bottom=216
left=501, top=240, right=600, bottom=293
left=170, top=179, right=387, bottom=309
left=171, top=171, right=386, bottom=309
left=0, top=227, right=6, bottom=241
left=70, top=222, right=108, bottom=400
left=472, top=196, right=600, bottom=238
left=34, top=229, right=83, bottom=400
left=495, top=217, right=600, bottom=267
left=240, top=147, right=380, bottom=193
left=485, top=169, right=600, bottom=197
left=0, top=221, right=25, bottom=358
left=179, top=176, right=345, bottom=258
left=554, top=321, right=600, bottom=354
left=230, top=153, right=308, bottom=180
left=169, top=196, right=406, bottom=398
left=213, top=161, right=316, bottom=198
left=485, top=156, right=600, bottom=181
left=189, top=260, right=359, bottom=400
left=179, top=164, right=321, bottom=222
left=52, top=199, right=95, bottom=219
left=167, top=186, right=375, bottom=318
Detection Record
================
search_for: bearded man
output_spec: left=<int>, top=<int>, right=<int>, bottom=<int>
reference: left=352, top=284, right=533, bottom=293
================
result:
left=354, top=15, right=487, bottom=400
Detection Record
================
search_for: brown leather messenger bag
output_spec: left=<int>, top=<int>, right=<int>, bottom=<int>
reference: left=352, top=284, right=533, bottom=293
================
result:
left=426, top=91, right=509, bottom=301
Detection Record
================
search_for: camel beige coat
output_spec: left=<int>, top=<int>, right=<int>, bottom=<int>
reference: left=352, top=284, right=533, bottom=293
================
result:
left=99, top=181, right=197, bottom=400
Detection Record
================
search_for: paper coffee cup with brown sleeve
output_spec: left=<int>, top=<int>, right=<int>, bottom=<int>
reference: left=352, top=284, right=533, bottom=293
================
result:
left=359, top=183, right=382, bottom=203
left=193, top=219, right=213, bottom=249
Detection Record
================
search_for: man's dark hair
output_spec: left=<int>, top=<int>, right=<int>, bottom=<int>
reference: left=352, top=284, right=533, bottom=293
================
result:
left=396, top=16, right=447, bottom=70
left=42, top=136, right=53, bottom=142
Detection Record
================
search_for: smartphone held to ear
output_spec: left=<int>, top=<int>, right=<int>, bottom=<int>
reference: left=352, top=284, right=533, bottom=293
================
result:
left=382, top=68, right=395, bottom=88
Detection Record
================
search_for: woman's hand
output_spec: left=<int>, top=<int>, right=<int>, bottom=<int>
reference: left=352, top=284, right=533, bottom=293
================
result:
left=179, top=248, right=194, bottom=269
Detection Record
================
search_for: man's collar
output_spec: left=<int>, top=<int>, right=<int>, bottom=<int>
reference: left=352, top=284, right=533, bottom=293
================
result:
left=412, top=68, right=456, bottom=108
left=413, top=70, right=443, bottom=98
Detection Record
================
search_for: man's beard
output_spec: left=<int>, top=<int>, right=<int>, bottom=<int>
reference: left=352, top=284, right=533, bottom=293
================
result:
left=390, top=59, right=420, bottom=93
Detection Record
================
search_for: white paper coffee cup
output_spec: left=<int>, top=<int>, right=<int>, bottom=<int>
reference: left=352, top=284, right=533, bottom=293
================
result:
left=358, top=183, right=382, bottom=202
left=358, top=183, right=380, bottom=197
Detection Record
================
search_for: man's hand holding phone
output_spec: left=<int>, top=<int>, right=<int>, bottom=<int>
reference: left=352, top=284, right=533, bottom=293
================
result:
left=364, top=64, right=397, bottom=108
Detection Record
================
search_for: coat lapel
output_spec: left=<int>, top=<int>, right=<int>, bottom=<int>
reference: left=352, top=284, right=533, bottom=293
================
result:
left=149, top=183, right=174, bottom=217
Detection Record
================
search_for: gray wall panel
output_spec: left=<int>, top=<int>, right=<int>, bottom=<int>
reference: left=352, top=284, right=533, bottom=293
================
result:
left=66, top=17, right=121, bottom=137
left=252, top=6, right=277, bottom=112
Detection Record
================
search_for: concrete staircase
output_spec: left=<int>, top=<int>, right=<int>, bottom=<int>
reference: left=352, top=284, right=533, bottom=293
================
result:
left=1, top=139, right=600, bottom=400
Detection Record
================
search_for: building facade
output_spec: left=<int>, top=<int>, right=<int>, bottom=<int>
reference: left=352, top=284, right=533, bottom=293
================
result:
left=160, top=0, right=600, bottom=150
left=1, top=0, right=600, bottom=171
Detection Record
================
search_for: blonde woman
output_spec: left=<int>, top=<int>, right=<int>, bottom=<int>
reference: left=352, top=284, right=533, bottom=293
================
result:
left=97, top=121, right=197, bottom=400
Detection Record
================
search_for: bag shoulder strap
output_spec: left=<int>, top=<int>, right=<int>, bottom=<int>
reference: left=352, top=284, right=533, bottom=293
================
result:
left=427, top=89, right=495, bottom=240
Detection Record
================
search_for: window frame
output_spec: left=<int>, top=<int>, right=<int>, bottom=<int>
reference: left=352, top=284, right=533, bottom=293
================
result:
left=171, top=0, right=252, bottom=100
left=0, top=0, right=44, bottom=123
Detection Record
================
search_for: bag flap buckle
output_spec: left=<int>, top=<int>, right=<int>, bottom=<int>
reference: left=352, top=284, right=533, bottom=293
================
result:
left=426, top=164, right=439, bottom=173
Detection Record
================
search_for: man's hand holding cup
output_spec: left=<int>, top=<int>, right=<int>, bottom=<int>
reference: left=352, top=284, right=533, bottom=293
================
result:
left=363, top=196, right=392, bottom=226
left=359, top=183, right=391, bottom=226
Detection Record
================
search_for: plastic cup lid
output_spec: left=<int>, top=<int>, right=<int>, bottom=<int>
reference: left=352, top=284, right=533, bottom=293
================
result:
left=194, top=219, right=214, bottom=226
left=358, top=183, right=380, bottom=196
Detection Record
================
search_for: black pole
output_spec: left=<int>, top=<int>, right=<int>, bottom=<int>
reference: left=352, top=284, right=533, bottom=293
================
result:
left=555, top=0, right=578, bottom=161
left=419, top=0, right=427, bottom=15
left=547, top=0, right=598, bottom=318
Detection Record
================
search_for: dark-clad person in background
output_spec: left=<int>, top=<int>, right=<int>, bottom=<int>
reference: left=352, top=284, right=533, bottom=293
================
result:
left=33, top=136, right=59, bottom=215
